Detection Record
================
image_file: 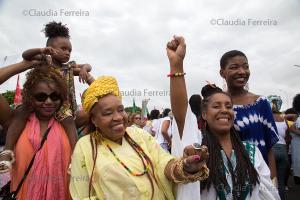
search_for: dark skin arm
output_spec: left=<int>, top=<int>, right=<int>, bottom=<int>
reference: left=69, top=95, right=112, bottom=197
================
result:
left=4, top=107, right=29, bottom=150
left=166, top=36, right=188, bottom=138
left=0, top=60, right=39, bottom=128
left=268, top=149, right=277, bottom=179
left=0, top=95, right=12, bottom=128
left=0, top=60, right=39, bottom=84
left=22, top=47, right=57, bottom=61
left=61, top=117, right=77, bottom=150
left=73, top=64, right=92, bottom=84
left=290, top=124, right=300, bottom=136
left=74, top=110, right=90, bottom=128
left=161, top=120, right=172, bottom=145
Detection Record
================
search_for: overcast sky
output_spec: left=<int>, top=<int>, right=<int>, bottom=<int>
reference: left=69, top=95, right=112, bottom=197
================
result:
left=0, top=0, right=299, bottom=112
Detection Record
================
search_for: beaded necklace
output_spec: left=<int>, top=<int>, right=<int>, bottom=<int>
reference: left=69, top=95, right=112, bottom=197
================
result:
left=105, top=135, right=151, bottom=176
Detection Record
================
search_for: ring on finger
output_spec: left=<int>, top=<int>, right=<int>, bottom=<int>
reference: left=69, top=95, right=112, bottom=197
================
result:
left=192, top=143, right=202, bottom=150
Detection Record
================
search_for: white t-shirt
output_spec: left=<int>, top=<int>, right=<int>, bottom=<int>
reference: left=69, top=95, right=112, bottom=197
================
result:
left=296, top=116, right=300, bottom=129
left=275, top=121, right=288, bottom=145
left=156, top=116, right=172, bottom=144
left=151, top=118, right=161, bottom=137
left=171, top=105, right=280, bottom=200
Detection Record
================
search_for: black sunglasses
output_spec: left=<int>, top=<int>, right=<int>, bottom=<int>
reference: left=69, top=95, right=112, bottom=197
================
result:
left=33, top=92, right=62, bottom=102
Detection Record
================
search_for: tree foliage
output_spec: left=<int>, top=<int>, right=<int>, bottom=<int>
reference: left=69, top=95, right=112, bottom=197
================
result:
left=1, top=90, right=15, bottom=105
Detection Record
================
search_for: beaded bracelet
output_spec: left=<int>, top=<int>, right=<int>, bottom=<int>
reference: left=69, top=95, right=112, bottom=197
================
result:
left=167, top=72, right=186, bottom=77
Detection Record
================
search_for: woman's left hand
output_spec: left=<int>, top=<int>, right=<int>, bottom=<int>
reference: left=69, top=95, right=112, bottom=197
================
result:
left=182, top=144, right=208, bottom=174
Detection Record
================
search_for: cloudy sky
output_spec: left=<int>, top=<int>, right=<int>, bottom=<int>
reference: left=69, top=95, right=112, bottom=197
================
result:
left=0, top=0, right=299, bottom=111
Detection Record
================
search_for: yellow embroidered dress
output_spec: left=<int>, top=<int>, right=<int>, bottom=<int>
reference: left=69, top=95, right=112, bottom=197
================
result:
left=70, top=126, right=175, bottom=200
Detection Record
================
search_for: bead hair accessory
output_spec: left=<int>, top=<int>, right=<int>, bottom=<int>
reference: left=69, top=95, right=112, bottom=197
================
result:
left=205, top=80, right=217, bottom=88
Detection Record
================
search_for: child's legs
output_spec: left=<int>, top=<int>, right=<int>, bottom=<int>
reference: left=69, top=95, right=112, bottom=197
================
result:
left=61, top=116, right=77, bottom=150
left=0, top=107, right=29, bottom=171
left=4, top=108, right=29, bottom=151
left=0, top=95, right=12, bottom=128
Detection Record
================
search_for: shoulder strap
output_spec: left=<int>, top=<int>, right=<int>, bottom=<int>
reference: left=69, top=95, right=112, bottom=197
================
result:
left=12, top=126, right=52, bottom=197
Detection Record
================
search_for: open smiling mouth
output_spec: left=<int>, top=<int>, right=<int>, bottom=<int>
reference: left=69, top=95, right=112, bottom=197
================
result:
left=217, top=117, right=231, bottom=122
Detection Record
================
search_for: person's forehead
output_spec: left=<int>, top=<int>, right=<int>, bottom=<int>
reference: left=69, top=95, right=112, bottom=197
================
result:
left=96, top=95, right=122, bottom=108
left=51, top=37, right=71, bottom=47
left=228, top=55, right=247, bottom=63
left=209, top=93, right=231, bottom=102
left=33, top=81, right=57, bottom=92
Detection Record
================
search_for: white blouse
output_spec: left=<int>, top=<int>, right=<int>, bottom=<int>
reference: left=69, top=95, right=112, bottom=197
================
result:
left=171, top=106, right=280, bottom=200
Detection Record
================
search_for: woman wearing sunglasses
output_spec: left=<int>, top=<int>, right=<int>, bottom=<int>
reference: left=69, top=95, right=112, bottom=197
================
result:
left=9, top=66, right=72, bottom=200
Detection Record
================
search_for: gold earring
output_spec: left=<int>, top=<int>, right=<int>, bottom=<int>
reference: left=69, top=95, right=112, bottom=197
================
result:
left=93, top=127, right=103, bottom=144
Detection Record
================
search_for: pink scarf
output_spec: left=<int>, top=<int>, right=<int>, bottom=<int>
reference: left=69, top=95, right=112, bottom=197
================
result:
left=26, top=114, right=67, bottom=200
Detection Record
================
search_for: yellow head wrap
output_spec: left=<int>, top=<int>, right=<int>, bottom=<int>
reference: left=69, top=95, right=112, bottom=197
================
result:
left=82, top=76, right=121, bottom=113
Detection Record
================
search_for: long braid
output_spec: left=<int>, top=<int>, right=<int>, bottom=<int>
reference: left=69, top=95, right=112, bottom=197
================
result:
left=230, top=129, right=259, bottom=195
left=125, top=133, right=158, bottom=200
left=87, top=131, right=158, bottom=200
left=200, top=126, right=259, bottom=199
left=201, top=128, right=230, bottom=193
left=200, top=84, right=260, bottom=198
left=88, top=135, right=98, bottom=199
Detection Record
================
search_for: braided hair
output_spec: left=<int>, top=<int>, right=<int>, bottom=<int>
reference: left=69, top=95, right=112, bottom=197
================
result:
left=200, top=84, right=259, bottom=199
left=43, top=21, right=70, bottom=46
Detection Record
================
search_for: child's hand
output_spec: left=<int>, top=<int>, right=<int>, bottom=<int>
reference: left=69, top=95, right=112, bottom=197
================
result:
left=41, top=47, right=58, bottom=56
left=166, top=36, right=186, bottom=68
left=79, top=66, right=89, bottom=83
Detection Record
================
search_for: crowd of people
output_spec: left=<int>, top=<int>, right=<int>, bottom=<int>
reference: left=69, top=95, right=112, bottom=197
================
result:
left=0, top=21, right=299, bottom=200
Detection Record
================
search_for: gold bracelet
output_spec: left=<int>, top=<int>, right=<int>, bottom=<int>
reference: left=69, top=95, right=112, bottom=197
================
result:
left=179, top=158, right=209, bottom=182
left=168, top=157, right=209, bottom=184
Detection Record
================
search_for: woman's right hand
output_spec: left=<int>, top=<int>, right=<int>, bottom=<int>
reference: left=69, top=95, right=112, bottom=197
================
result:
left=183, top=145, right=209, bottom=174
left=166, top=36, right=186, bottom=70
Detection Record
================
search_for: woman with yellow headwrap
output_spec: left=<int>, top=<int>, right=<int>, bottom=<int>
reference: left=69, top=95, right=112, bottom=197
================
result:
left=69, top=76, right=209, bottom=200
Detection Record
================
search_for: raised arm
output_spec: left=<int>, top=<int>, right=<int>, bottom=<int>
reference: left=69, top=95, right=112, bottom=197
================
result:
left=0, top=60, right=39, bottom=85
left=166, top=36, right=188, bottom=138
left=22, top=47, right=57, bottom=61
left=161, top=120, right=172, bottom=146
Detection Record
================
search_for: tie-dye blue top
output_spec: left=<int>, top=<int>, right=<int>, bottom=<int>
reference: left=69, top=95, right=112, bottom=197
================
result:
left=233, top=96, right=279, bottom=163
